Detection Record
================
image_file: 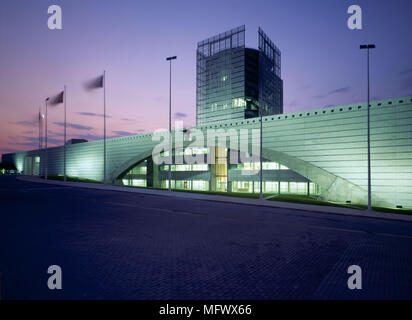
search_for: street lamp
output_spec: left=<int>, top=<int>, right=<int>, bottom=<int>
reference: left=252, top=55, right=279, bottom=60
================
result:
left=360, top=44, right=375, bottom=211
left=259, top=103, right=263, bottom=200
left=45, top=97, right=49, bottom=180
left=166, top=56, right=177, bottom=192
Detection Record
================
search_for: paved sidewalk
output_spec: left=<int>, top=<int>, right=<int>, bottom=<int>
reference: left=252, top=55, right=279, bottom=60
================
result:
left=17, top=175, right=412, bottom=223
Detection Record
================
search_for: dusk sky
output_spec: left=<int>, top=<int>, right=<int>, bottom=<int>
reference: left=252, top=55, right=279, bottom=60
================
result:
left=1, top=0, right=411, bottom=158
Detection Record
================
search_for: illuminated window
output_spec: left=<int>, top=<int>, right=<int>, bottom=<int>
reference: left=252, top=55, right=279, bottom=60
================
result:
left=175, top=165, right=191, bottom=171
left=289, top=182, right=307, bottom=194
left=122, top=179, right=147, bottom=187
left=192, top=164, right=208, bottom=171
left=233, top=181, right=252, bottom=193
left=263, top=162, right=278, bottom=170
left=192, top=180, right=209, bottom=191
left=264, top=181, right=278, bottom=192
left=232, top=98, right=246, bottom=108
left=280, top=182, right=288, bottom=193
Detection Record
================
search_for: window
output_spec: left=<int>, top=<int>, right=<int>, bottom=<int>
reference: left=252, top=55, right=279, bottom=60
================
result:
left=175, top=165, right=191, bottom=171
left=192, top=164, right=208, bottom=171
left=289, top=182, right=307, bottom=195
left=122, top=179, right=147, bottom=187
left=280, top=182, right=288, bottom=193
left=263, top=162, right=279, bottom=170
left=192, top=180, right=209, bottom=191
left=264, top=182, right=278, bottom=192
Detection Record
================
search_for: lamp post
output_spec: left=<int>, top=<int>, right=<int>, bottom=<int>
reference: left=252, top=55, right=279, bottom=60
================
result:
left=360, top=44, right=375, bottom=211
left=45, top=97, right=49, bottom=180
left=103, top=71, right=106, bottom=184
left=259, top=103, right=263, bottom=200
left=166, top=56, right=177, bottom=192
left=63, top=85, right=67, bottom=182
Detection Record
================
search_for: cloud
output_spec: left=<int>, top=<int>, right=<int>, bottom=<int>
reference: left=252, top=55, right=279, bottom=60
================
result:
left=54, top=122, right=93, bottom=131
left=11, top=120, right=37, bottom=127
left=174, top=112, right=187, bottom=118
left=314, top=87, right=352, bottom=99
left=0, top=148, right=21, bottom=154
left=112, top=130, right=135, bottom=137
left=121, top=118, right=135, bottom=122
left=70, top=133, right=102, bottom=141
left=77, top=112, right=112, bottom=118
left=13, top=135, right=62, bottom=146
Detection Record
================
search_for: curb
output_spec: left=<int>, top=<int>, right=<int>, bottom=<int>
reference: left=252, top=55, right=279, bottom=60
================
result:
left=16, top=175, right=412, bottom=223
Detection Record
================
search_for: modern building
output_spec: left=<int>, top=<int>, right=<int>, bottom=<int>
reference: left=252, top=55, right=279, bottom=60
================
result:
left=196, top=25, right=283, bottom=126
left=2, top=27, right=412, bottom=209
left=3, top=96, right=412, bottom=209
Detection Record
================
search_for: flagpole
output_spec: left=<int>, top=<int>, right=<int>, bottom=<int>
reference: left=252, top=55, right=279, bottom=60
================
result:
left=39, top=107, right=42, bottom=150
left=64, top=85, right=67, bottom=182
left=45, top=98, right=49, bottom=180
left=103, top=70, right=106, bottom=184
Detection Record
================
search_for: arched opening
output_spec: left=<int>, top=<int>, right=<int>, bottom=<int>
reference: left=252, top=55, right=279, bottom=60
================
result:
left=115, top=146, right=324, bottom=197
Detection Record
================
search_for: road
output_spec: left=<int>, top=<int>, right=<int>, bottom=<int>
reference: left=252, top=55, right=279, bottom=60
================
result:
left=0, top=175, right=411, bottom=299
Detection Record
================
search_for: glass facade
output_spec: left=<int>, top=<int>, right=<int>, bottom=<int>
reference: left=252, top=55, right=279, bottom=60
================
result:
left=120, top=147, right=321, bottom=196
left=258, top=27, right=283, bottom=116
left=196, top=25, right=283, bottom=126
left=196, top=25, right=246, bottom=125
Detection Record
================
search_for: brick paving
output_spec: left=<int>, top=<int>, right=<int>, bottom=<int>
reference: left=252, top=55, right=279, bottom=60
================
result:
left=1, top=176, right=412, bottom=299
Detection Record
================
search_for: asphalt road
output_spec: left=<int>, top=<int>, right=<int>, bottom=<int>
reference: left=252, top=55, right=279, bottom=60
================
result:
left=0, top=175, right=411, bottom=299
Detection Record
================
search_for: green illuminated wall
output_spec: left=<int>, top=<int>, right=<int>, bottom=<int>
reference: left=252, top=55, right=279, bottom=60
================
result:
left=3, top=96, right=412, bottom=208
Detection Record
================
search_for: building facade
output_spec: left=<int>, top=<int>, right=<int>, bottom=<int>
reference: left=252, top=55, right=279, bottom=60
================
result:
left=3, top=27, right=412, bottom=209
left=3, top=96, right=412, bottom=209
left=196, top=26, right=283, bottom=126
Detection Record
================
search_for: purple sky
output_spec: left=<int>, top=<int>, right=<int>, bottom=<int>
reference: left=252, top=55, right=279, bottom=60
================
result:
left=1, top=0, right=412, bottom=158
